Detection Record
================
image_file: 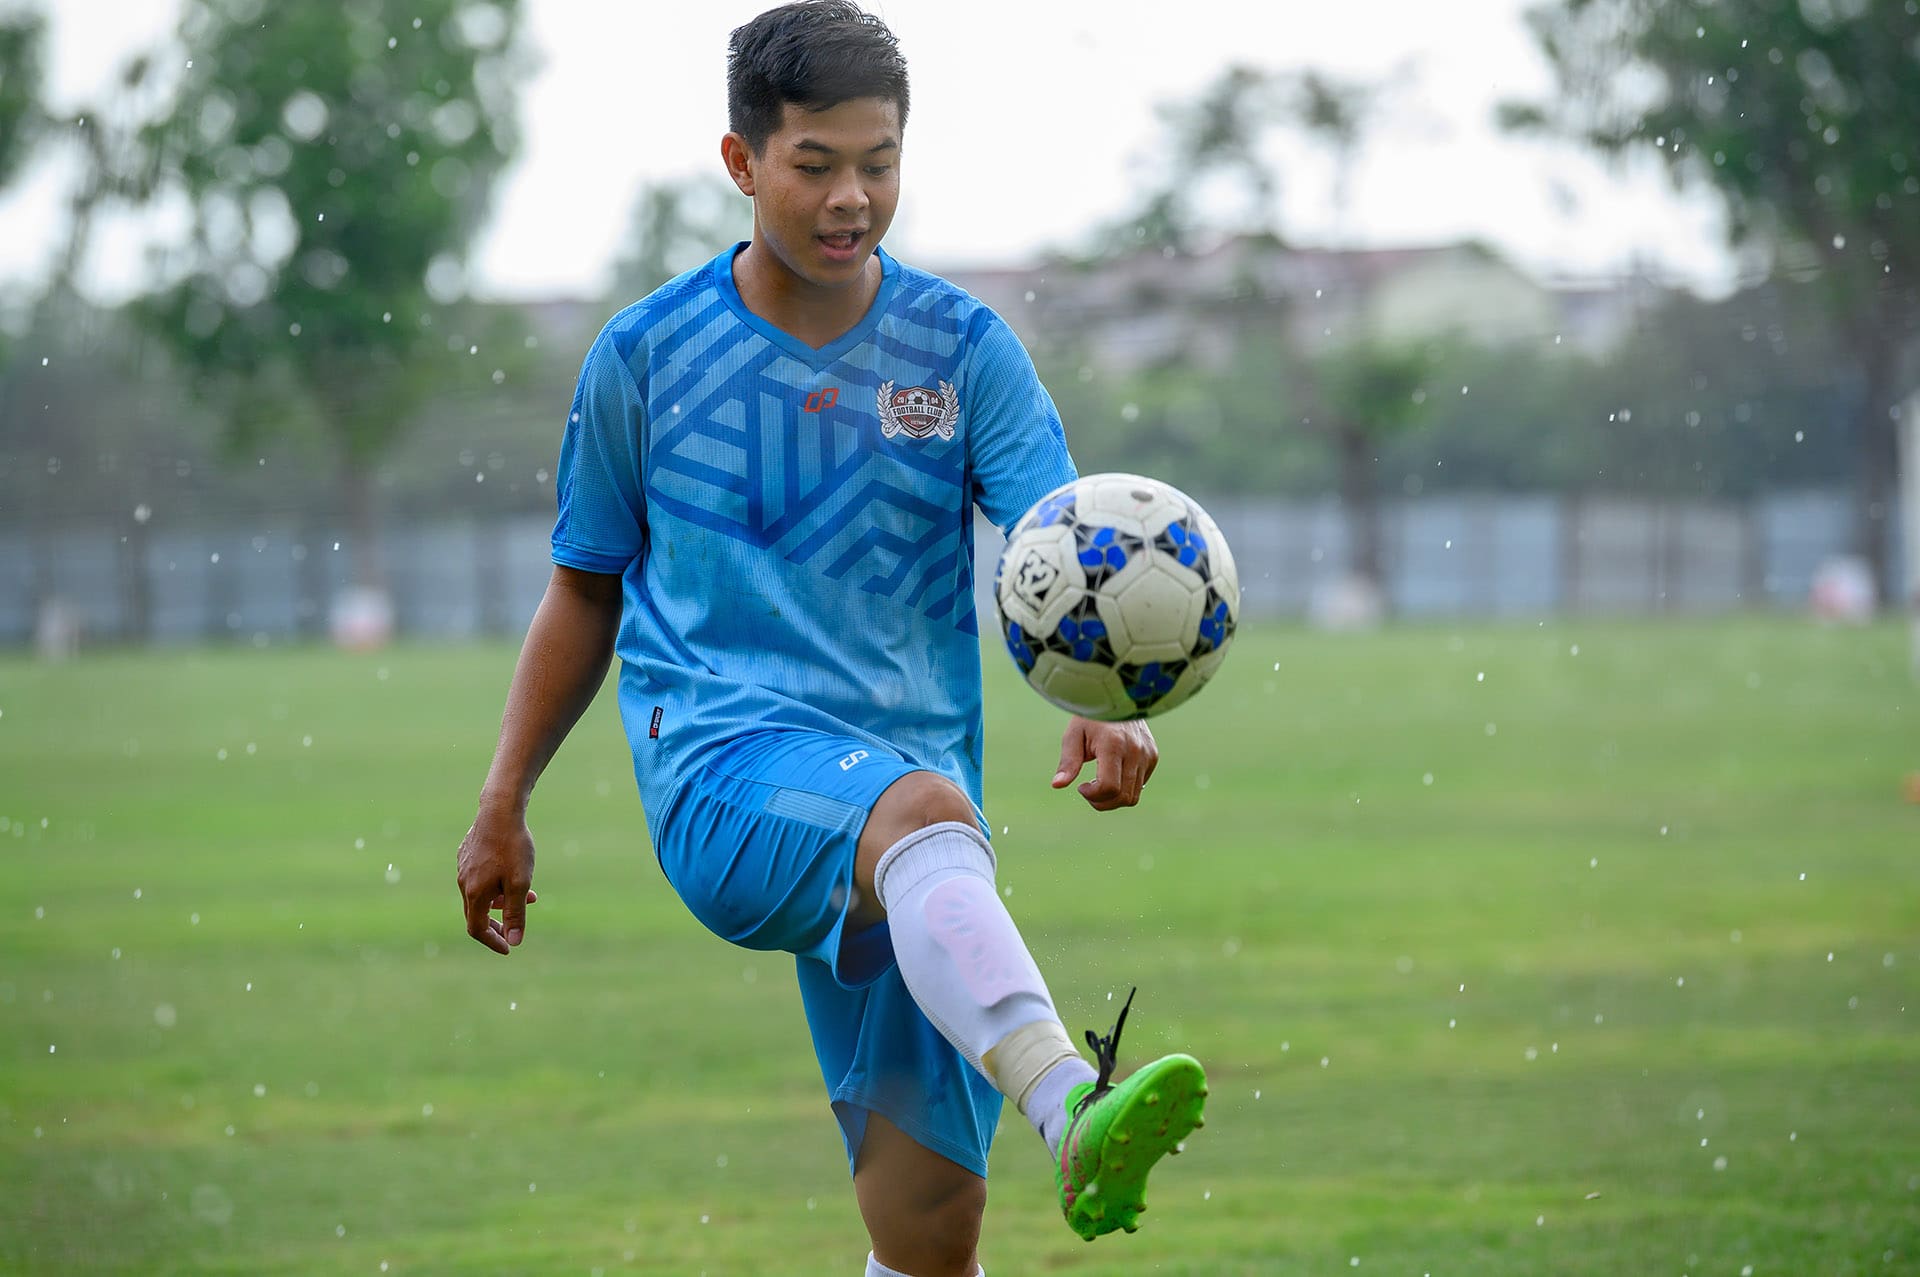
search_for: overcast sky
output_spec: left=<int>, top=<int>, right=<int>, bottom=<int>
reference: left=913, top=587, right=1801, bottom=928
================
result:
left=0, top=0, right=1741, bottom=304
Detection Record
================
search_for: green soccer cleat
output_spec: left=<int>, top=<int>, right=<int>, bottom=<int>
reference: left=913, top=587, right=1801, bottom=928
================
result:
left=1054, top=988, right=1208, bottom=1241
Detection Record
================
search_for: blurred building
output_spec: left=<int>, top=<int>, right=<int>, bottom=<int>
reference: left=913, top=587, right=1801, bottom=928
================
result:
left=944, top=236, right=1662, bottom=372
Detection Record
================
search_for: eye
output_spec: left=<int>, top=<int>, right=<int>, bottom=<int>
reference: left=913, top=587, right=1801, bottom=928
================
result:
left=864, top=164, right=893, bottom=177
left=798, top=164, right=830, bottom=177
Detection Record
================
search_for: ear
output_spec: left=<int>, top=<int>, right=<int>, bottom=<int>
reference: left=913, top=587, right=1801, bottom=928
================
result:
left=720, top=132, right=756, bottom=197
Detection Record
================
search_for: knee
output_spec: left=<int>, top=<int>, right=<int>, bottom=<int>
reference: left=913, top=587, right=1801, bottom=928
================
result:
left=866, top=772, right=977, bottom=850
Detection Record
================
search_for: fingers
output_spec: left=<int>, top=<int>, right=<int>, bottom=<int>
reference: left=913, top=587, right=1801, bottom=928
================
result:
left=1052, top=718, right=1090, bottom=789
left=1075, top=723, right=1158, bottom=811
left=486, top=889, right=537, bottom=909
left=463, top=883, right=509, bottom=955
left=1075, top=725, right=1128, bottom=806
left=501, top=882, right=530, bottom=949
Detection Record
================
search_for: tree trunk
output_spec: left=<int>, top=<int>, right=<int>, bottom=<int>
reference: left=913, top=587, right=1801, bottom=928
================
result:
left=1852, top=328, right=1901, bottom=603
left=341, top=458, right=386, bottom=593
left=1337, top=422, right=1383, bottom=588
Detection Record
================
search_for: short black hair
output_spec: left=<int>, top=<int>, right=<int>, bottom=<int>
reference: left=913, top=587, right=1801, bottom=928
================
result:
left=726, top=2, right=909, bottom=153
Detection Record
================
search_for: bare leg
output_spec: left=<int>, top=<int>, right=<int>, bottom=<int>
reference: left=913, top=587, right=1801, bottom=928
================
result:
left=853, top=1110, right=985, bottom=1277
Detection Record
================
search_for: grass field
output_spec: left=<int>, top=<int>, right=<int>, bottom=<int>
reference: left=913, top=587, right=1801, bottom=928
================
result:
left=2, top=618, right=1917, bottom=1276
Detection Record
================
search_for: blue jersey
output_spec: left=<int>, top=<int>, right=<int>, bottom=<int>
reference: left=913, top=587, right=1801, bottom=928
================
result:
left=551, top=245, right=1075, bottom=830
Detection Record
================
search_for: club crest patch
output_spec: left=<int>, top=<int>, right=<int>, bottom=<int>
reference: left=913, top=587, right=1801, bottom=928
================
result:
left=876, top=380, right=960, bottom=441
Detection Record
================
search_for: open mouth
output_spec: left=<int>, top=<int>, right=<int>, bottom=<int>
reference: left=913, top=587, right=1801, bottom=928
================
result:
left=817, top=229, right=866, bottom=258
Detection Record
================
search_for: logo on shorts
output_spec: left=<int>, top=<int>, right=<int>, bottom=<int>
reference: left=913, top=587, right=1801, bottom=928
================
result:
left=838, top=750, right=869, bottom=771
left=876, top=380, right=959, bottom=441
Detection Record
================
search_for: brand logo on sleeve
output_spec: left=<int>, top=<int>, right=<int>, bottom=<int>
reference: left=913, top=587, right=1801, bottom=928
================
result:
left=876, top=381, right=959, bottom=441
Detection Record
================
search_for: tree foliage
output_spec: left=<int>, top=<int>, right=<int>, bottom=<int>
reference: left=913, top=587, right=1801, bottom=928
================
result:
left=607, top=175, right=751, bottom=306
left=1509, top=0, right=1920, bottom=583
left=123, top=0, right=526, bottom=583
left=0, top=4, right=44, bottom=191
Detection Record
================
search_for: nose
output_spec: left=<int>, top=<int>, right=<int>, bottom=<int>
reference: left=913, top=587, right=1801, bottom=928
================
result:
left=828, top=171, right=869, bottom=215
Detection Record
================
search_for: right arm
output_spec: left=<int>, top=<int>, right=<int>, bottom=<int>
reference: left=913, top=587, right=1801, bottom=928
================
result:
left=456, top=564, right=623, bottom=955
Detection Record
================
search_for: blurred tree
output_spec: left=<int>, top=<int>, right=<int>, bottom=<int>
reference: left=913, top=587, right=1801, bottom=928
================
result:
left=0, top=4, right=44, bottom=189
left=1509, top=0, right=1920, bottom=591
left=1094, top=64, right=1285, bottom=256
left=121, top=0, right=527, bottom=595
left=608, top=174, right=750, bottom=305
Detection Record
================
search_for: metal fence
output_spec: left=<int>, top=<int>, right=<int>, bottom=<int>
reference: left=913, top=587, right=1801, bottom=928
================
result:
left=0, top=488, right=1902, bottom=648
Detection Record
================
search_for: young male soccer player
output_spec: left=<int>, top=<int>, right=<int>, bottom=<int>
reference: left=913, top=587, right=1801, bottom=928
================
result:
left=454, top=4, right=1205, bottom=1272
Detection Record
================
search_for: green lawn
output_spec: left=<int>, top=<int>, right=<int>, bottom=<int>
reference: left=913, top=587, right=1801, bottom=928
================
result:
left=2, top=619, right=1916, bottom=1275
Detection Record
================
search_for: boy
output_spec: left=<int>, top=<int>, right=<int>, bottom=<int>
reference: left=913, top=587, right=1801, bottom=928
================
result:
left=455, top=5, right=1205, bottom=1273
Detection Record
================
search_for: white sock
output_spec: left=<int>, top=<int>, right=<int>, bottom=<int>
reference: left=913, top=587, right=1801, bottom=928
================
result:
left=865, top=1255, right=984, bottom=1277
left=1026, top=1055, right=1097, bottom=1158
left=873, top=823, right=1086, bottom=1134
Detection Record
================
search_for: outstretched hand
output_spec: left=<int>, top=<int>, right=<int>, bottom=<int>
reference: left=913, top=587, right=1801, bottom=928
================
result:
left=456, top=809, right=538, bottom=955
left=1052, top=715, right=1158, bottom=811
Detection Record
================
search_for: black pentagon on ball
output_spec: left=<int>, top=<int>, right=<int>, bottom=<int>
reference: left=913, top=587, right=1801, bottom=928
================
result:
left=1152, top=509, right=1212, bottom=579
left=1039, top=594, right=1117, bottom=666
left=1018, top=487, right=1077, bottom=535
left=1194, top=583, right=1235, bottom=657
left=1002, top=618, right=1043, bottom=674
left=1115, top=657, right=1191, bottom=713
left=1071, top=521, right=1146, bottom=590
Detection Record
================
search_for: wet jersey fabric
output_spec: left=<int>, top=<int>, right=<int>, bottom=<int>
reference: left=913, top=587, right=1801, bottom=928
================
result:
left=551, top=243, right=1075, bottom=829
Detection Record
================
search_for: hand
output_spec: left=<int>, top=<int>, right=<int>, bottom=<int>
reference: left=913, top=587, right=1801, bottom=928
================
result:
left=456, top=808, right=538, bottom=955
left=1051, top=716, right=1158, bottom=812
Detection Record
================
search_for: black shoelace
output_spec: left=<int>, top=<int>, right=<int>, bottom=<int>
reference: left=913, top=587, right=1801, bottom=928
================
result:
left=1072, top=985, right=1136, bottom=1118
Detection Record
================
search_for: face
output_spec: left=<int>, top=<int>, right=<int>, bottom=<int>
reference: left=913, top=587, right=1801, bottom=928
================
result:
left=723, top=96, right=901, bottom=294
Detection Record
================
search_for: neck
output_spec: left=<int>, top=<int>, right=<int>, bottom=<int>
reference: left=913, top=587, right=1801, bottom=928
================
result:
left=732, top=242, right=883, bottom=348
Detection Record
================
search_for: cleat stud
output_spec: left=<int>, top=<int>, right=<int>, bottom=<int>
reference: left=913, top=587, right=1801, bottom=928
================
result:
left=1123, top=1223, right=1139, bottom=1234
left=1172, top=1142, right=1184, bottom=1155
left=1193, top=1118, right=1205, bottom=1129
left=1197, top=1086, right=1209, bottom=1098
left=1110, top=1160, right=1126, bottom=1172
left=1114, top=1132, right=1131, bottom=1145
left=1144, top=1091, right=1160, bottom=1106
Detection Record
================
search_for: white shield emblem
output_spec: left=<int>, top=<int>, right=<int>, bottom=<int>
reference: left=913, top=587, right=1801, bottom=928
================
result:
left=876, top=380, right=960, bottom=441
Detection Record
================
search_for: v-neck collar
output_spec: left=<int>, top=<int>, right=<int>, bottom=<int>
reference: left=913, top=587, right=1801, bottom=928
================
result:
left=715, top=241, right=898, bottom=369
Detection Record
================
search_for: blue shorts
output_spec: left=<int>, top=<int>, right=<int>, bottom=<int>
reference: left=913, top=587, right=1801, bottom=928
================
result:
left=651, top=729, right=1003, bottom=1179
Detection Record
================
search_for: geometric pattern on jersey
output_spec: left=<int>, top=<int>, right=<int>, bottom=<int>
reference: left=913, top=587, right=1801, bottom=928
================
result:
left=552, top=243, right=1075, bottom=825
left=644, top=280, right=975, bottom=628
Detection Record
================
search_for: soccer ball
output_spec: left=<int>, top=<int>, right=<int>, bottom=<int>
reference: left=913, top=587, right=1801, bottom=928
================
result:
left=993, top=473, right=1239, bottom=719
